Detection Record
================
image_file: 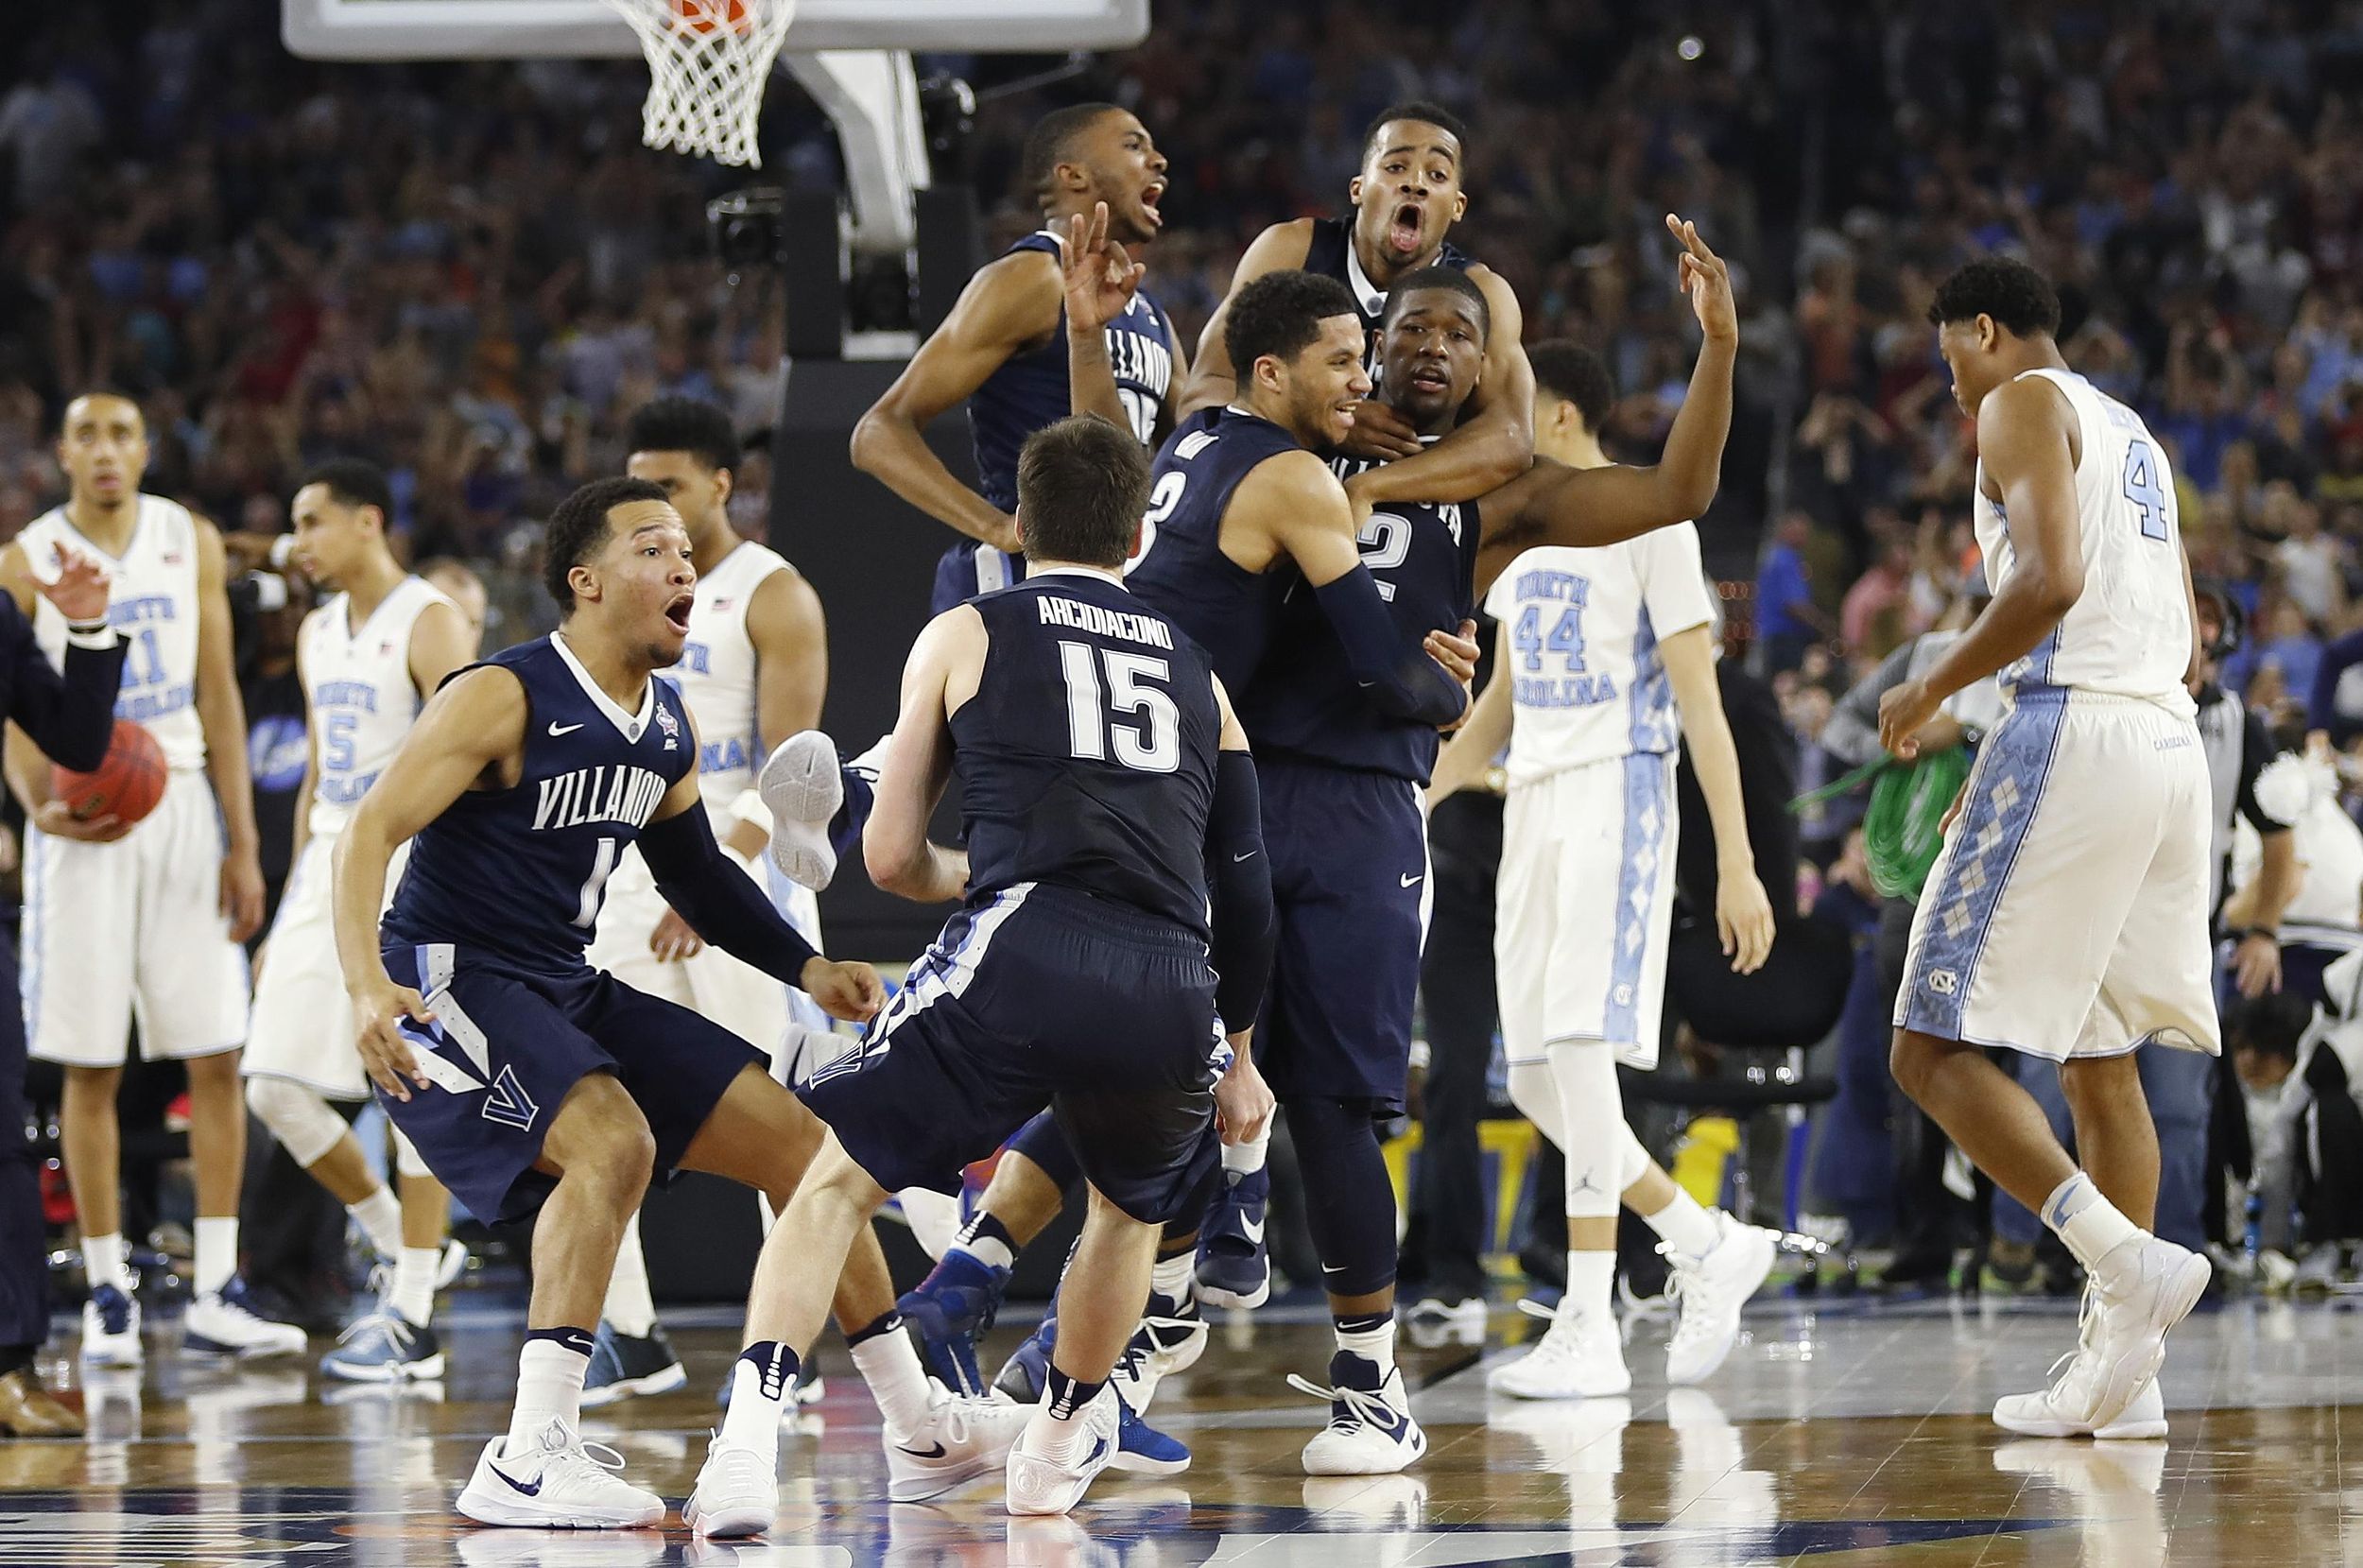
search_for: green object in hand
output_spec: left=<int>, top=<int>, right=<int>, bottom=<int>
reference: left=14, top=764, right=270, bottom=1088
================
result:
left=1865, top=747, right=1973, bottom=900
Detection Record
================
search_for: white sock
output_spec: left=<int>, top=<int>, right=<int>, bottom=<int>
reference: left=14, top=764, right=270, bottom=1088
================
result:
left=955, top=1234, right=1015, bottom=1272
left=2042, top=1173, right=2142, bottom=1276
left=1150, top=1252, right=1196, bottom=1305
left=1336, top=1318, right=1397, bottom=1375
left=850, top=1325, right=937, bottom=1439
left=719, top=1346, right=793, bottom=1464
left=195, top=1216, right=238, bottom=1298
left=507, top=1333, right=593, bottom=1455
left=84, top=1232, right=130, bottom=1294
left=347, top=1188, right=404, bottom=1260
left=1564, top=1249, right=1616, bottom=1318
left=1221, top=1127, right=1270, bottom=1176
left=1640, top=1189, right=1720, bottom=1260
left=391, top=1247, right=440, bottom=1327
left=601, top=1213, right=658, bottom=1338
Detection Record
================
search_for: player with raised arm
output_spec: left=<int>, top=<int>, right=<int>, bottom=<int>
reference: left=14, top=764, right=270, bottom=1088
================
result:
left=577, top=396, right=833, bottom=1408
left=681, top=414, right=1277, bottom=1534
left=1878, top=257, right=2216, bottom=1441
left=242, top=460, right=477, bottom=1383
left=4, top=391, right=296, bottom=1367
left=333, top=476, right=1027, bottom=1529
left=1430, top=342, right=1781, bottom=1402
left=852, top=103, right=1180, bottom=614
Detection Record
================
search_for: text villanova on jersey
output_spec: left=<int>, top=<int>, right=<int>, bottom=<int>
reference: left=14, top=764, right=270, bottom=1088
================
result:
left=530, top=765, right=669, bottom=833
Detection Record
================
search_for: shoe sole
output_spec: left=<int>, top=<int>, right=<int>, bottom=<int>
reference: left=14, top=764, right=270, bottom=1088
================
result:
left=685, top=1497, right=773, bottom=1538
left=1301, top=1427, right=1428, bottom=1476
left=759, top=734, right=844, bottom=889
left=455, top=1488, right=664, bottom=1529
left=889, top=1455, right=995, bottom=1503
left=1004, top=1453, right=1099, bottom=1516
left=2086, top=1253, right=2211, bottom=1433
left=322, top=1353, right=447, bottom=1384
left=1992, top=1406, right=2171, bottom=1440
left=578, top=1362, right=689, bottom=1407
left=1486, top=1370, right=1633, bottom=1400
left=1110, top=1446, right=1192, bottom=1476
left=183, top=1335, right=306, bottom=1359
left=80, top=1346, right=142, bottom=1367
left=1195, top=1277, right=1271, bottom=1310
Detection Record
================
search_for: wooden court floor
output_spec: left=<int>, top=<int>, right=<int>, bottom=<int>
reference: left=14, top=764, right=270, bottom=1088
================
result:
left=2, top=1289, right=2359, bottom=1565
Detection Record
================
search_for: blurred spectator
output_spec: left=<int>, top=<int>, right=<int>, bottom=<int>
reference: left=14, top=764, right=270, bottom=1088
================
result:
left=1755, top=513, right=1826, bottom=675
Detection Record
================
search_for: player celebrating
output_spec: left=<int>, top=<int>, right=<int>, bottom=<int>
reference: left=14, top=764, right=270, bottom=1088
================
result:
left=1430, top=342, right=1781, bottom=1401
left=1878, top=257, right=2215, bottom=1439
left=578, top=396, right=831, bottom=1406
left=1186, top=103, right=1535, bottom=508
left=853, top=102, right=1180, bottom=613
left=242, top=460, right=476, bottom=1382
left=4, top=391, right=296, bottom=1366
left=334, top=476, right=1025, bottom=1528
left=683, top=414, right=1277, bottom=1535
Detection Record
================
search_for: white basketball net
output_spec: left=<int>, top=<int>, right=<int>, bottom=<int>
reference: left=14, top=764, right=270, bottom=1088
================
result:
left=603, top=0, right=799, bottom=168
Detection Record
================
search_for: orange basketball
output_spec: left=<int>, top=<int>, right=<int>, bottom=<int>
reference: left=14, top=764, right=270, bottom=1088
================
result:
left=670, top=0, right=750, bottom=33
left=51, top=718, right=167, bottom=828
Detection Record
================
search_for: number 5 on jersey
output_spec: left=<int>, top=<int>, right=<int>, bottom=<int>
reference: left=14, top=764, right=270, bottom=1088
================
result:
left=1060, top=641, right=1180, bottom=773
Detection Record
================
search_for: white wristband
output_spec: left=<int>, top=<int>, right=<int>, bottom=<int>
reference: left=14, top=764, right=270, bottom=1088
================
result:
left=64, top=620, right=117, bottom=651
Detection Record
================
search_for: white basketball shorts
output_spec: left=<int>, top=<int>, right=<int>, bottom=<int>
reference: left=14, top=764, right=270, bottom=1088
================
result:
left=1495, top=750, right=1682, bottom=1071
left=1896, top=691, right=2219, bottom=1061
left=24, top=768, right=250, bottom=1067
left=244, top=836, right=409, bottom=1098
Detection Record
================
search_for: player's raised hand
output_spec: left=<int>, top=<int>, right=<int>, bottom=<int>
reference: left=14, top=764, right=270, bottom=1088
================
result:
left=1425, top=619, right=1482, bottom=730
left=1338, top=398, right=1424, bottom=461
left=650, top=905, right=706, bottom=962
left=1666, top=215, right=1736, bottom=345
left=802, top=956, right=886, bottom=1024
left=352, top=976, right=437, bottom=1102
left=33, top=799, right=131, bottom=844
left=1716, top=865, right=1776, bottom=974
left=221, top=844, right=266, bottom=942
left=1063, top=201, right=1147, bottom=336
left=1878, top=677, right=1941, bottom=758
left=37, top=543, right=112, bottom=624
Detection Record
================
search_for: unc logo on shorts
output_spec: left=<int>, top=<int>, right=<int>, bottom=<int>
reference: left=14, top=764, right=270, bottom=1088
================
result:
left=1926, top=969, right=1960, bottom=997
left=1612, top=983, right=1635, bottom=1008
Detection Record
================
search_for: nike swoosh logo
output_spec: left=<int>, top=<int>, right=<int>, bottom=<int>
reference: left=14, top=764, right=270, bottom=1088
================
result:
left=547, top=722, right=584, bottom=737
left=491, top=1463, right=543, bottom=1497
left=1400, top=873, right=1423, bottom=887
left=897, top=1441, right=947, bottom=1459
left=1233, top=851, right=1258, bottom=862
left=1241, top=1216, right=1266, bottom=1243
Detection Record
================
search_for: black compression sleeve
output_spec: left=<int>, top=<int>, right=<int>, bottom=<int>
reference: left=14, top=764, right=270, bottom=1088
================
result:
left=1206, top=750, right=1276, bottom=1030
left=637, top=805, right=821, bottom=988
left=1311, top=564, right=1468, bottom=728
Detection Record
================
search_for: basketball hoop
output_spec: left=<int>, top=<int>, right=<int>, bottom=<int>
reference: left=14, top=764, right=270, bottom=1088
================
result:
left=602, top=0, right=799, bottom=168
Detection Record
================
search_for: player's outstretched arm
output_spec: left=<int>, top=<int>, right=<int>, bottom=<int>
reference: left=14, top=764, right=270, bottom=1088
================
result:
left=1205, top=681, right=1274, bottom=1146
left=639, top=715, right=883, bottom=1024
left=850, top=251, right=1064, bottom=555
left=1180, top=219, right=1315, bottom=416
left=1881, top=377, right=2085, bottom=754
left=1662, top=624, right=1774, bottom=974
left=1246, top=453, right=1474, bottom=727
left=335, top=664, right=526, bottom=1099
left=1345, top=267, right=1534, bottom=505
left=1428, top=620, right=1514, bottom=808
left=864, top=606, right=983, bottom=905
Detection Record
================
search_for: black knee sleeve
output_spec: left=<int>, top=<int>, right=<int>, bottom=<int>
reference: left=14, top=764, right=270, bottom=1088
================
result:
left=1283, top=1095, right=1396, bottom=1297
left=1007, top=1109, right=1082, bottom=1192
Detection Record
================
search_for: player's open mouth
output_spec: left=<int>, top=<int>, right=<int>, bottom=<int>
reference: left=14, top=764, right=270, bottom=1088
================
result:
left=1407, top=364, right=1450, bottom=392
left=1388, top=201, right=1424, bottom=253
left=1142, top=179, right=1165, bottom=222
left=664, top=595, right=693, bottom=632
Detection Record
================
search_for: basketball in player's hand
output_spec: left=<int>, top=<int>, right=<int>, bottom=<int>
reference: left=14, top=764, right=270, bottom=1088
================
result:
left=52, top=719, right=167, bottom=829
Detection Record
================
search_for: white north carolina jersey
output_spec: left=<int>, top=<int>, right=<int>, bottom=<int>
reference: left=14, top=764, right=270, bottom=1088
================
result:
left=666, top=539, right=796, bottom=823
left=22, top=494, right=207, bottom=770
left=1975, top=368, right=2194, bottom=710
left=301, top=577, right=454, bottom=837
left=1483, top=522, right=1716, bottom=784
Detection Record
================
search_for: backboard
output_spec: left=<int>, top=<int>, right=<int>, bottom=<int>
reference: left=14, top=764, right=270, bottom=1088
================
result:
left=282, top=0, right=1149, bottom=60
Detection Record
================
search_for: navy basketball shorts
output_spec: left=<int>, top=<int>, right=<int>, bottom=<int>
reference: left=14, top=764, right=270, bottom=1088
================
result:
left=801, top=883, right=1224, bottom=1226
left=377, top=941, right=767, bottom=1225
left=1254, top=755, right=1431, bottom=1114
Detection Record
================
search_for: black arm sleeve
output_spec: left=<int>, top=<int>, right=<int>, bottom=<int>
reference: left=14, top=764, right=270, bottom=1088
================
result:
left=2, top=599, right=124, bottom=772
left=2236, top=710, right=2295, bottom=834
left=1205, top=750, right=1276, bottom=1031
left=637, top=804, right=821, bottom=988
left=1312, top=565, right=1468, bottom=728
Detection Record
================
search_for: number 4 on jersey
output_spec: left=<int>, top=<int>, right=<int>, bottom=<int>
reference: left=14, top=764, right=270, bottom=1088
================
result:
left=2121, top=439, right=2169, bottom=542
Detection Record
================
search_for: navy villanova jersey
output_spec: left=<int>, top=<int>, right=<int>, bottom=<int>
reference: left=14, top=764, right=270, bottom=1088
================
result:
left=1303, top=216, right=1475, bottom=372
left=1237, top=442, right=1481, bottom=783
left=944, top=232, right=1178, bottom=607
left=383, top=635, right=696, bottom=973
left=1125, top=406, right=1306, bottom=694
left=956, top=570, right=1220, bottom=936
